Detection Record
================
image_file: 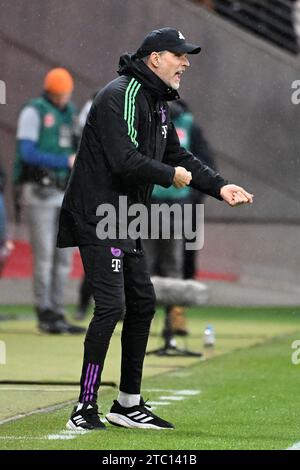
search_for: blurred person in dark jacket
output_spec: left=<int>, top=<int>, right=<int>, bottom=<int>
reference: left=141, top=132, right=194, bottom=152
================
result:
left=169, top=100, right=217, bottom=280
left=144, top=99, right=216, bottom=337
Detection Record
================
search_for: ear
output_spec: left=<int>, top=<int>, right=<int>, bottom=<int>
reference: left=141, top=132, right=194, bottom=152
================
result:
left=149, top=52, right=160, bottom=68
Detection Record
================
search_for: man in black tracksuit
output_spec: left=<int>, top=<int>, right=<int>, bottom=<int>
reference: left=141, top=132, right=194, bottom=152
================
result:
left=57, top=27, right=253, bottom=431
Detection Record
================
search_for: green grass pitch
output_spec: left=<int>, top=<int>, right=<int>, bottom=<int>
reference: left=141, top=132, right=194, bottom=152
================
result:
left=1, top=306, right=300, bottom=450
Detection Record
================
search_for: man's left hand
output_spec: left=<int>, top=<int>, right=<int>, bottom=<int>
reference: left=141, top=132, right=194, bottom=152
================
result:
left=220, top=184, right=254, bottom=207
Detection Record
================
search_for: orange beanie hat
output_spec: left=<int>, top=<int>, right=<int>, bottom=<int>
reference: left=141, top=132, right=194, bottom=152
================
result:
left=43, top=68, right=74, bottom=94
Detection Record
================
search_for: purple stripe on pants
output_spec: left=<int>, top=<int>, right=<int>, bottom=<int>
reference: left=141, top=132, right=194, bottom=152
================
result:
left=82, top=363, right=91, bottom=402
left=85, top=364, right=95, bottom=402
left=89, top=364, right=100, bottom=402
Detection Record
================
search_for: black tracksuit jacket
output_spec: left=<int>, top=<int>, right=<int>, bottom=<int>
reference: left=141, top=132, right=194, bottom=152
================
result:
left=57, top=54, right=227, bottom=253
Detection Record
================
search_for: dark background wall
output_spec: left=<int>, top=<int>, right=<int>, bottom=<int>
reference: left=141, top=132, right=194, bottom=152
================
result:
left=1, top=0, right=299, bottom=284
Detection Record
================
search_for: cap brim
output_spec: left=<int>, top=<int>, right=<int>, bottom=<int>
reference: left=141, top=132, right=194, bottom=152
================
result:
left=170, top=43, right=201, bottom=54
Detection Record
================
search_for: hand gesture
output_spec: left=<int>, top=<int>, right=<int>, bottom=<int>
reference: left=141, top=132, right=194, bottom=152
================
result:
left=220, top=184, right=254, bottom=207
left=173, top=166, right=192, bottom=188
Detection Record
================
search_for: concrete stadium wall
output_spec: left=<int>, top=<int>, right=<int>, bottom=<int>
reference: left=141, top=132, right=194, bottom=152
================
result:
left=199, top=221, right=300, bottom=288
left=0, top=0, right=300, bottom=287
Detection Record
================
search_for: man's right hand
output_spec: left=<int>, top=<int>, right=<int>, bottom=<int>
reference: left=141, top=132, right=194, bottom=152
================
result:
left=173, top=166, right=192, bottom=188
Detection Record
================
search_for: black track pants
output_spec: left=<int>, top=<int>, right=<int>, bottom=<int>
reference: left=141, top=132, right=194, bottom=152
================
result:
left=78, top=245, right=156, bottom=403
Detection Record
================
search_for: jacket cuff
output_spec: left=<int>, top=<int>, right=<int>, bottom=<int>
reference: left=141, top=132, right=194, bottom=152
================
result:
left=159, top=165, right=175, bottom=188
left=211, top=178, right=228, bottom=200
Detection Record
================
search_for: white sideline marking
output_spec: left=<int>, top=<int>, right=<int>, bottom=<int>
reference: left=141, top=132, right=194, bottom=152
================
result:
left=159, top=396, right=185, bottom=401
left=287, top=441, right=300, bottom=450
left=145, top=389, right=201, bottom=405
left=60, top=429, right=88, bottom=435
left=147, top=401, right=171, bottom=406
left=0, top=430, right=86, bottom=441
left=47, top=431, right=77, bottom=440
left=0, top=399, right=76, bottom=426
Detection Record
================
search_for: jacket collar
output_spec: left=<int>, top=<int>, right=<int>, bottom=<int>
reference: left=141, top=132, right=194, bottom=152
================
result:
left=118, top=53, right=180, bottom=102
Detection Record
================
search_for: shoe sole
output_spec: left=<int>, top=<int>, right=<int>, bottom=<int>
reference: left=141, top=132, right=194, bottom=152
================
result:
left=66, top=420, right=107, bottom=431
left=106, top=413, right=174, bottom=430
left=66, top=420, right=87, bottom=431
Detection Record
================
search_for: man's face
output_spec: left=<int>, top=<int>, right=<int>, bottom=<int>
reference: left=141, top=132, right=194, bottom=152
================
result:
left=151, top=51, right=190, bottom=90
left=48, top=92, right=72, bottom=109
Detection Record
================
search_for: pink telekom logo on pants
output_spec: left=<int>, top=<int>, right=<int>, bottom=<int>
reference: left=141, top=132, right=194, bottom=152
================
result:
left=110, top=247, right=122, bottom=257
